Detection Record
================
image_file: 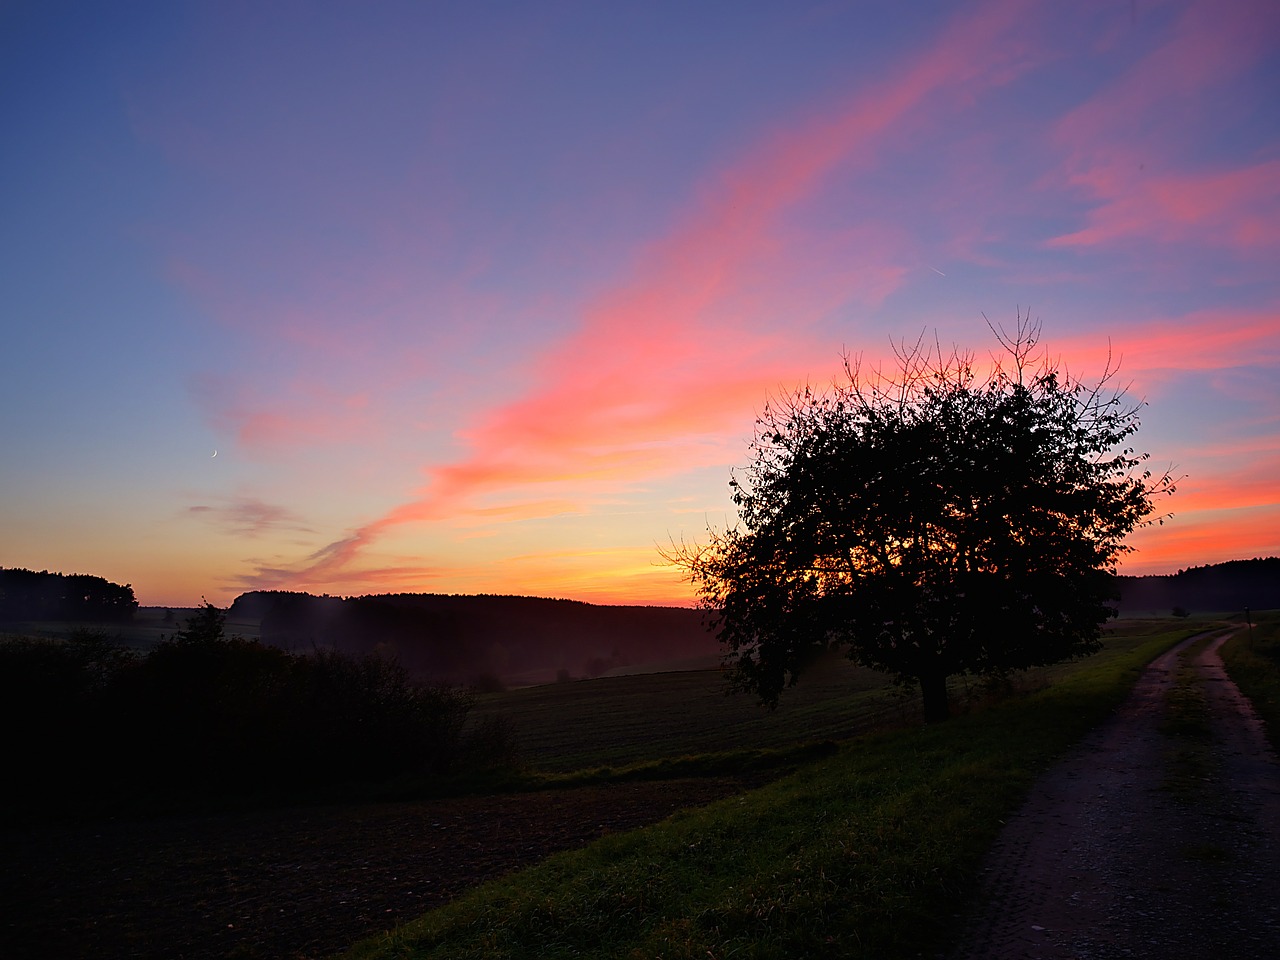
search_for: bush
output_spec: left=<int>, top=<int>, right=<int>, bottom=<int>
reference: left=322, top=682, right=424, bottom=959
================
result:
left=276, top=649, right=477, bottom=784
left=1, top=632, right=520, bottom=816
left=0, top=633, right=136, bottom=806
left=113, top=635, right=297, bottom=791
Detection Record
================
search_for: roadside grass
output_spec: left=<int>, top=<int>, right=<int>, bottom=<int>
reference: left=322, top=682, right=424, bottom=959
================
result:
left=1219, top=610, right=1280, bottom=754
left=0, top=610, right=261, bottom=651
left=342, top=621, right=1200, bottom=960
left=513, top=739, right=841, bottom=789
left=471, top=618, right=1190, bottom=776
left=469, top=656, right=908, bottom=773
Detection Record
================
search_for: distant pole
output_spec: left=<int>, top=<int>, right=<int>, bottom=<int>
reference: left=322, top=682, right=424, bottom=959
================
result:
left=1245, top=606, right=1253, bottom=642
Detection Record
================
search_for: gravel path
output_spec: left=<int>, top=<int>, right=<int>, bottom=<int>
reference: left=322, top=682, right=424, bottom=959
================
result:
left=953, top=629, right=1280, bottom=960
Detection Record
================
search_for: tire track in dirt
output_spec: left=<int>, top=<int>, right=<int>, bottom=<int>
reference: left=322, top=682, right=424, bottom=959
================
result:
left=952, top=629, right=1280, bottom=960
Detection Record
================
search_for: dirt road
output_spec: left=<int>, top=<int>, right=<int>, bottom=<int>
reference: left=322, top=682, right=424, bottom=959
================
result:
left=954, top=629, right=1280, bottom=959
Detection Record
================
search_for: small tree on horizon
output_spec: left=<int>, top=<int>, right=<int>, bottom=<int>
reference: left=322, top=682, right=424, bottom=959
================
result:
left=172, top=599, right=227, bottom=645
left=668, top=315, right=1175, bottom=722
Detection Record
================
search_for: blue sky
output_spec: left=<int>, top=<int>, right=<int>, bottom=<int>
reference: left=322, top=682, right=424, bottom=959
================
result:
left=2, top=0, right=1278, bottom=606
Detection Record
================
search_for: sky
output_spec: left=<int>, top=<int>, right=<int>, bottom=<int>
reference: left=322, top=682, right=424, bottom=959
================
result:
left=2, top=0, right=1277, bottom=608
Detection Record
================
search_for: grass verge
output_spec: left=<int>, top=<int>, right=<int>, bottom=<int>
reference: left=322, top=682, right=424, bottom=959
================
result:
left=1219, top=610, right=1280, bottom=754
left=469, top=657, right=908, bottom=773
left=389, top=741, right=841, bottom=803
left=342, top=622, right=1199, bottom=960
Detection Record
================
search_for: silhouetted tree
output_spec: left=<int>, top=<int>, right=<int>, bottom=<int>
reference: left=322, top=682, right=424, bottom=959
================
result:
left=670, top=316, right=1175, bottom=722
left=172, top=599, right=226, bottom=644
left=0, top=568, right=137, bottom=622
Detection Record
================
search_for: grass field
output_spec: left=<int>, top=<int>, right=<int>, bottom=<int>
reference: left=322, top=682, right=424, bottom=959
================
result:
left=1220, top=609, right=1280, bottom=753
left=470, top=617, right=1205, bottom=775
left=343, top=617, right=1211, bottom=960
left=0, top=607, right=262, bottom=651
left=470, top=655, right=906, bottom=773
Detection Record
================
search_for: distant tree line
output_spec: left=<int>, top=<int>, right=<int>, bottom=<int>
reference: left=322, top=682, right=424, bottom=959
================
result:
left=232, top=590, right=720, bottom=684
left=1114, top=557, right=1280, bottom=615
left=0, top=567, right=137, bottom=623
left=0, top=604, right=517, bottom=817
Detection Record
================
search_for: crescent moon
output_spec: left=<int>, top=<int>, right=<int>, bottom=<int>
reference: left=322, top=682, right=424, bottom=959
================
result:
left=211, top=450, right=218, bottom=458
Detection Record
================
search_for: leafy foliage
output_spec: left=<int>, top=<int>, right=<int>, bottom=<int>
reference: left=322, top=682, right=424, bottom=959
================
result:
left=672, top=318, right=1175, bottom=720
left=0, top=567, right=138, bottom=622
left=170, top=598, right=227, bottom=644
left=1, top=609, right=518, bottom=815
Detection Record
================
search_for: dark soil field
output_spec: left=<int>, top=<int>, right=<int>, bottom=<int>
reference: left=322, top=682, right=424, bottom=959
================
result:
left=2, top=777, right=761, bottom=960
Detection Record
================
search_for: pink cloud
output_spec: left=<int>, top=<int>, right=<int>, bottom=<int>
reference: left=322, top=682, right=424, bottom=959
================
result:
left=252, top=0, right=1041, bottom=591
left=1123, top=504, right=1280, bottom=576
left=187, top=496, right=312, bottom=537
left=453, top=499, right=586, bottom=525
left=1047, top=0, right=1280, bottom=254
left=1180, top=435, right=1280, bottom=460
left=1171, top=464, right=1280, bottom=514
left=1163, top=435, right=1280, bottom=510
left=1050, top=306, right=1280, bottom=377
left=1044, top=307, right=1280, bottom=566
left=193, top=373, right=376, bottom=453
left=1055, top=0, right=1275, bottom=150
left=230, top=558, right=447, bottom=596
left=1049, top=161, right=1280, bottom=251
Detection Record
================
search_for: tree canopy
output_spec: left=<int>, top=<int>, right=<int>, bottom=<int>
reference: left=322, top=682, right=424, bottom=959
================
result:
left=171, top=599, right=227, bottom=644
left=0, top=568, right=137, bottom=622
left=671, top=319, right=1174, bottom=722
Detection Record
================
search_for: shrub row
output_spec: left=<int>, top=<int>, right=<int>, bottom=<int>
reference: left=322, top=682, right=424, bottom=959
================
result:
left=1, top=625, right=516, bottom=815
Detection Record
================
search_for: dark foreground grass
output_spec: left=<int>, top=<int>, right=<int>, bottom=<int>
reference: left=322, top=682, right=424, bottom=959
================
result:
left=470, top=656, right=907, bottom=773
left=1220, top=610, right=1280, bottom=754
left=343, top=621, right=1200, bottom=960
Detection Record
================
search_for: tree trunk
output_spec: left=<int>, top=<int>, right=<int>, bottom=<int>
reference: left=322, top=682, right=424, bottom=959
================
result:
left=920, top=671, right=950, bottom=723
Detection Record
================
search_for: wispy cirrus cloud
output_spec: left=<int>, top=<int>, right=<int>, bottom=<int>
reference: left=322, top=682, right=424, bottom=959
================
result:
left=193, top=372, right=376, bottom=453
left=1124, top=503, right=1280, bottom=575
left=1045, top=302, right=1280, bottom=574
left=251, top=0, right=1043, bottom=592
left=228, top=558, right=446, bottom=596
left=1048, top=0, right=1280, bottom=256
left=187, top=495, right=313, bottom=538
left=1168, top=450, right=1280, bottom=514
left=1049, top=160, right=1280, bottom=252
left=1052, top=306, right=1280, bottom=378
left=1055, top=0, right=1274, bottom=147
